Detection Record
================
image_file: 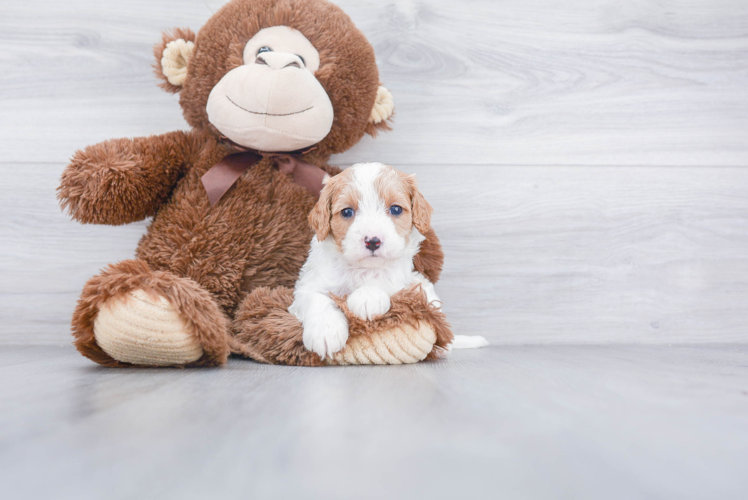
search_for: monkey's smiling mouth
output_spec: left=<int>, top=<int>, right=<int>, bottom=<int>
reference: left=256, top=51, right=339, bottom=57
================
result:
left=226, top=95, right=313, bottom=117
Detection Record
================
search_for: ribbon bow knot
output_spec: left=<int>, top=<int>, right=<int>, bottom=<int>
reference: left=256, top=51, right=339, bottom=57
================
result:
left=200, top=142, right=326, bottom=206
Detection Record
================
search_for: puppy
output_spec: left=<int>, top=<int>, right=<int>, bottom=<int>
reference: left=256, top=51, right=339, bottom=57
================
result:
left=289, top=162, right=487, bottom=359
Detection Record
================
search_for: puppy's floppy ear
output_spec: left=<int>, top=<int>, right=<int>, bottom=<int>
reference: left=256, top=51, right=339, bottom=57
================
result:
left=405, top=174, right=433, bottom=234
left=309, top=175, right=334, bottom=241
left=153, top=28, right=196, bottom=93
left=365, top=85, right=394, bottom=137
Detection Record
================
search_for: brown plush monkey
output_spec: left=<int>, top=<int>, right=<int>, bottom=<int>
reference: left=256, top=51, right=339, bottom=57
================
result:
left=58, top=0, right=449, bottom=367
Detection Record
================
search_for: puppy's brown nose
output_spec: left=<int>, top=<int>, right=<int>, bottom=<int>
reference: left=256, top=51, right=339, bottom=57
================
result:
left=365, top=237, right=381, bottom=251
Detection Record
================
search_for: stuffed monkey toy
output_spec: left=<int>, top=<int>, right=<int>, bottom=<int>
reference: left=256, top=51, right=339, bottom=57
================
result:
left=58, top=0, right=451, bottom=367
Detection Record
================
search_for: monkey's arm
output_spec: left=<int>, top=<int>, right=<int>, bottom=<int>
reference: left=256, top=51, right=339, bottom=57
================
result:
left=58, top=131, right=203, bottom=225
left=414, top=229, right=444, bottom=284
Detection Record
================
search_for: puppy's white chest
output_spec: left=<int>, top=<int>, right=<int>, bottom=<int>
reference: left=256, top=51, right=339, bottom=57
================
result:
left=337, top=266, right=410, bottom=297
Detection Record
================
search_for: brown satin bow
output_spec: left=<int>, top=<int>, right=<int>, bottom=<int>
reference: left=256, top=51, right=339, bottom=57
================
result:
left=201, top=139, right=327, bottom=206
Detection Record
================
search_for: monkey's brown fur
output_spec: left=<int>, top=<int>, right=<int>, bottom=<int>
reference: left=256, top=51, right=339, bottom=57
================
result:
left=232, top=285, right=453, bottom=366
left=58, top=0, right=444, bottom=367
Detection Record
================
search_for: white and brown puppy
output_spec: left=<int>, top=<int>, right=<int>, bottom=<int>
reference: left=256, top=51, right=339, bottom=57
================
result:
left=289, top=162, right=487, bottom=359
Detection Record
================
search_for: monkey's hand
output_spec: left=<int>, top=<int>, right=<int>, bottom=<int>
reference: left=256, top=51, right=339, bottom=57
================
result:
left=58, top=131, right=200, bottom=225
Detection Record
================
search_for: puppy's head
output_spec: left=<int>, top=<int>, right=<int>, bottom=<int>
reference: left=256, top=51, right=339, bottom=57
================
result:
left=309, top=162, right=432, bottom=267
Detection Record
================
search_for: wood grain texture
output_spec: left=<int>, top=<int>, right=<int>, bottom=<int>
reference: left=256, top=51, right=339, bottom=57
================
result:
left=3, top=163, right=748, bottom=344
left=0, top=0, right=747, bottom=165
left=1, top=345, right=747, bottom=499
left=3, top=3, right=747, bottom=494
left=413, top=164, right=748, bottom=344
left=2, top=0, right=748, bottom=344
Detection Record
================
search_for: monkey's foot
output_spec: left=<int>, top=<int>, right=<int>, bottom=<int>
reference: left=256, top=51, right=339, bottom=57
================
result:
left=231, top=284, right=453, bottom=366
left=72, top=259, right=230, bottom=367
left=94, top=289, right=204, bottom=366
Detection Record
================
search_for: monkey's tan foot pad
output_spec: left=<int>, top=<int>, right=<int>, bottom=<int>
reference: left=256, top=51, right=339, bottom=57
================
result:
left=231, top=284, right=454, bottom=366
left=326, top=321, right=436, bottom=365
left=93, top=289, right=203, bottom=366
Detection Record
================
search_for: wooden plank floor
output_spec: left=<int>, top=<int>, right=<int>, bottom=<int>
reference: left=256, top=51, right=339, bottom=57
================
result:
left=2, top=1, right=748, bottom=497
left=1, top=345, right=747, bottom=499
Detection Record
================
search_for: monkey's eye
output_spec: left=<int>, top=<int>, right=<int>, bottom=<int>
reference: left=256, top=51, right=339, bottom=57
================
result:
left=257, top=46, right=273, bottom=55
left=341, top=208, right=354, bottom=219
left=389, top=205, right=403, bottom=216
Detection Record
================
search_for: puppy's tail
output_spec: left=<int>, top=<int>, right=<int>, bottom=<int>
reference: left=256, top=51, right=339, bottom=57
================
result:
left=450, top=335, right=489, bottom=349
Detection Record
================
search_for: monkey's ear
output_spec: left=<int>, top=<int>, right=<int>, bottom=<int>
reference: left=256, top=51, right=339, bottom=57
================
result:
left=365, top=85, right=394, bottom=136
left=153, top=28, right=196, bottom=93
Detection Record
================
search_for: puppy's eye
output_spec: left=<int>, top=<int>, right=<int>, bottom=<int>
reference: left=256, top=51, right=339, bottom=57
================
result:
left=389, top=205, right=403, bottom=216
left=296, top=54, right=305, bottom=66
left=341, top=208, right=354, bottom=219
left=257, top=46, right=273, bottom=54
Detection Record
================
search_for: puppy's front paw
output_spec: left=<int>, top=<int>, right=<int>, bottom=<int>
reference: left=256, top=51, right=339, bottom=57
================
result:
left=347, top=287, right=391, bottom=320
left=302, top=310, right=349, bottom=360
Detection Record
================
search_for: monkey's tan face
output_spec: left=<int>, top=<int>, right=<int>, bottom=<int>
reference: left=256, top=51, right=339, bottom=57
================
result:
left=206, top=26, right=334, bottom=152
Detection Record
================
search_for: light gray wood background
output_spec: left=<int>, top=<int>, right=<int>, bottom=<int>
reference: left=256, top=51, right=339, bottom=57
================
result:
left=2, top=345, right=747, bottom=500
left=2, top=0, right=748, bottom=344
left=2, top=2, right=748, bottom=499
